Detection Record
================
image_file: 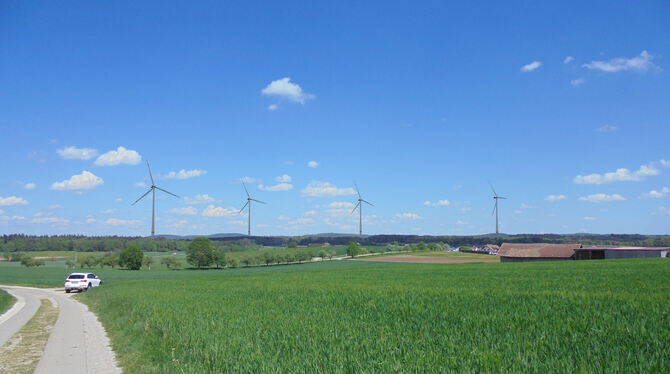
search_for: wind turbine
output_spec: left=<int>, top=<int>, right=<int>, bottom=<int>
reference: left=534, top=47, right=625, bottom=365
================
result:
left=351, top=183, right=373, bottom=236
left=132, top=161, right=179, bottom=237
left=239, top=181, right=265, bottom=236
left=489, top=182, right=507, bottom=234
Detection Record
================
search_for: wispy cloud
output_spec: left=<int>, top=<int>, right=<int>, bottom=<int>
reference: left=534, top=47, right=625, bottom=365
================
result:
left=105, top=218, right=142, bottom=226
left=168, top=206, right=198, bottom=215
left=202, top=205, right=238, bottom=217
left=395, top=213, right=421, bottom=220
left=301, top=181, right=356, bottom=197
left=275, top=174, right=291, bottom=183
left=23, top=182, right=36, bottom=190
left=521, top=61, right=542, bottom=72
left=261, top=77, right=314, bottom=104
left=545, top=194, right=567, bottom=202
left=583, top=216, right=598, bottom=221
left=578, top=193, right=625, bottom=203
left=642, top=187, right=669, bottom=199
left=596, top=125, right=618, bottom=132
left=570, top=78, right=584, bottom=86
left=163, top=169, right=207, bottom=180
left=583, top=50, right=659, bottom=73
left=424, top=200, right=451, bottom=206
left=307, top=161, right=319, bottom=168
left=564, top=56, right=574, bottom=64
left=259, top=183, right=293, bottom=192
left=184, top=194, right=215, bottom=205
left=268, top=104, right=278, bottom=111
left=57, top=146, right=99, bottom=160
left=574, top=162, right=659, bottom=184
left=0, top=196, right=29, bottom=206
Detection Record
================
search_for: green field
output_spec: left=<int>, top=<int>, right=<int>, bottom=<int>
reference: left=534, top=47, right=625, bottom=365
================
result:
left=73, top=258, right=670, bottom=373
left=0, top=288, right=14, bottom=315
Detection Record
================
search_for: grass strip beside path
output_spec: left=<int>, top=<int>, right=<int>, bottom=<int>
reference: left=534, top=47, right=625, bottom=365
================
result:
left=0, top=299, right=59, bottom=374
left=0, top=288, right=14, bottom=315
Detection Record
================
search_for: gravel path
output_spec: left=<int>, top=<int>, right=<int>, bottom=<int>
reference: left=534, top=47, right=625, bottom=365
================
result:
left=0, top=286, right=121, bottom=374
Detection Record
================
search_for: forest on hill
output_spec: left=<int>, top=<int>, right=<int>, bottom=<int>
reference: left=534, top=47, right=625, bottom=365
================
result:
left=1, top=233, right=669, bottom=253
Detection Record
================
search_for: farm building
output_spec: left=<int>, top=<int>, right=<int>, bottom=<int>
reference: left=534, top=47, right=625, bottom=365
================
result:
left=498, top=243, right=581, bottom=262
left=482, top=244, right=500, bottom=254
left=574, top=246, right=670, bottom=260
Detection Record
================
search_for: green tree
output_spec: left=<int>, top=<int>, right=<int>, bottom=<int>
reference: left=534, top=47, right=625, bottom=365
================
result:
left=143, top=255, right=154, bottom=270
left=213, top=248, right=228, bottom=269
left=161, top=256, right=178, bottom=269
left=228, top=257, right=239, bottom=268
left=65, top=259, right=76, bottom=269
left=346, top=242, right=361, bottom=258
left=241, top=255, right=252, bottom=267
left=101, top=254, right=119, bottom=268
left=263, top=252, right=276, bottom=266
left=288, top=240, right=298, bottom=248
left=119, top=245, right=144, bottom=270
left=20, top=255, right=36, bottom=267
left=318, top=249, right=327, bottom=259
left=328, top=250, right=336, bottom=260
left=186, top=237, right=214, bottom=269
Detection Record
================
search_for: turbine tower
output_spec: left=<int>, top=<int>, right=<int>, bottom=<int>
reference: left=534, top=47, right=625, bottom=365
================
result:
left=239, top=181, right=265, bottom=236
left=132, top=161, right=179, bottom=237
left=351, top=183, right=373, bottom=236
left=489, top=182, right=507, bottom=234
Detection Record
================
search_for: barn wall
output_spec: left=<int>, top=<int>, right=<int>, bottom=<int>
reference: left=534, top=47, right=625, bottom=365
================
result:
left=604, top=250, right=663, bottom=259
left=500, top=257, right=572, bottom=263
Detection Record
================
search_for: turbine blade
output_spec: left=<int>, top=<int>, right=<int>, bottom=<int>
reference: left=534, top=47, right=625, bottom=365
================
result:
left=146, top=161, right=154, bottom=185
left=362, top=199, right=374, bottom=206
left=498, top=196, right=507, bottom=199
left=488, top=181, right=497, bottom=196
left=155, top=186, right=179, bottom=198
left=239, top=201, right=249, bottom=213
left=351, top=202, right=361, bottom=214
left=492, top=202, right=496, bottom=216
left=355, top=182, right=361, bottom=198
left=242, top=181, right=250, bottom=198
left=251, top=199, right=266, bottom=204
left=132, top=188, right=153, bottom=205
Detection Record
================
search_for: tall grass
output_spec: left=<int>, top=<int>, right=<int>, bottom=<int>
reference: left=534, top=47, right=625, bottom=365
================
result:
left=0, top=289, right=14, bottom=315
left=81, top=258, right=670, bottom=373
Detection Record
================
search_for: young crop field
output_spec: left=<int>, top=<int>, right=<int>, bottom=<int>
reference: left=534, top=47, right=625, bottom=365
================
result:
left=79, top=258, right=670, bottom=373
left=0, top=288, right=14, bottom=315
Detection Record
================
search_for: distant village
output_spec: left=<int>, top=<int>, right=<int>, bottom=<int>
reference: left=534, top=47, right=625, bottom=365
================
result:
left=464, top=243, right=669, bottom=262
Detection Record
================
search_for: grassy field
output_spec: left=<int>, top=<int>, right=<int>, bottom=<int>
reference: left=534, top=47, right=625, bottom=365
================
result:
left=75, top=258, right=670, bottom=373
left=400, top=250, right=499, bottom=260
left=0, top=289, right=14, bottom=315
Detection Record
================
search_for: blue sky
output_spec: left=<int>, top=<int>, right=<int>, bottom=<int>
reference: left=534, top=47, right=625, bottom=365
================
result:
left=1, top=1, right=669, bottom=236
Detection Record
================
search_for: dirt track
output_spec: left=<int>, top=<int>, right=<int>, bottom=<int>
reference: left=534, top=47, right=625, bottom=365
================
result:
left=358, top=254, right=499, bottom=264
left=0, top=286, right=121, bottom=374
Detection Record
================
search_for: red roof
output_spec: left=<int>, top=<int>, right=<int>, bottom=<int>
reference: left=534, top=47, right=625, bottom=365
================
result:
left=498, top=243, right=581, bottom=258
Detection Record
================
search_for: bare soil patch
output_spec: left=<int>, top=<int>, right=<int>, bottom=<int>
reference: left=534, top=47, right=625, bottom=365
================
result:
left=358, top=255, right=498, bottom=264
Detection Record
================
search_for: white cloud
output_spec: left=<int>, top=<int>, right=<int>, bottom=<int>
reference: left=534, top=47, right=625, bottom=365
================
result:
left=655, top=207, right=670, bottom=216
left=51, top=171, right=103, bottom=191
left=395, top=213, right=421, bottom=220
left=101, top=209, right=114, bottom=214
left=184, top=194, right=216, bottom=205
left=514, top=210, right=522, bottom=214
left=0, top=209, right=4, bottom=215
left=258, top=183, right=293, bottom=192
left=163, top=169, right=207, bottom=180
left=456, top=220, right=468, bottom=225
left=289, top=217, right=314, bottom=225
left=0, top=196, right=29, bottom=206
left=424, top=200, right=451, bottom=206
left=596, top=125, right=618, bottom=132
left=114, top=197, right=123, bottom=203
left=23, top=182, right=36, bottom=190
left=583, top=216, right=598, bottom=221
left=268, top=104, right=278, bottom=111
left=94, top=146, right=142, bottom=166
left=275, top=174, right=292, bottom=183
left=202, top=205, right=238, bottom=217
left=261, top=77, right=314, bottom=104
left=86, top=217, right=96, bottom=224
left=304, top=210, right=316, bottom=216
left=578, top=193, right=626, bottom=203
left=329, top=201, right=354, bottom=209
left=521, top=61, right=542, bottom=72
left=31, top=216, right=69, bottom=224
left=227, top=220, right=246, bottom=226
left=105, top=218, right=142, bottom=226
left=545, top=194, right=567, bottom=202
left=570, top=78, right=585, bottom=86
left=643, top=187, right=670, bottom=199
left=661, top=159, right=670, bottom=168
left=135, top=182, right=147, bottom=188
left=583, top=50, right=658, bottom=73
left=277, top=215, right=291, bottom=221
left=169, top=206, right=198, bottom=215
left=574, top=163, right=659, bottom=184
left=307, top=161, right=319, bottom=168
left=57, top=146, right=99, bottom=160
left=564, top=56, right=575, bottom=64
left=301, top=181, right=356, bottom=197
left=241, top=176, right=260, bottom=184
